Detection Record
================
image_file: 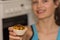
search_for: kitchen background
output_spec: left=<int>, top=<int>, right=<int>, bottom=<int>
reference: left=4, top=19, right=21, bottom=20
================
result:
left=0, top=0, right=35, bottom=40
left=0, top=0, right=60, bottom=40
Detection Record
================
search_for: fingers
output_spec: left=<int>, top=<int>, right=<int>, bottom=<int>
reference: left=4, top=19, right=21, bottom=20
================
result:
left=9, top=27, right=17, bottom=36
left=9, top=31, right=16, bottom=36
left=9, top=34, right=23, bottom=40
left=8, top=27, right=13, bottom=32
left=8, top=27, right=20, bottom=40
left=9, top=35, right=20, bottom=40
left=8, top=27, right=23, bottom=40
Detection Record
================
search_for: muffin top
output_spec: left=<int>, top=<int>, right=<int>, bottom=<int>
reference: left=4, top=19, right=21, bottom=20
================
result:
left=13, top=24, right=25, bottom=30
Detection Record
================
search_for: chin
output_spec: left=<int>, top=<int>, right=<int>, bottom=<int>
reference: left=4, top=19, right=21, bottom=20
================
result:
left=38, top=17, right=46, bottom=20
left=37, top=15, right=48, bottom=20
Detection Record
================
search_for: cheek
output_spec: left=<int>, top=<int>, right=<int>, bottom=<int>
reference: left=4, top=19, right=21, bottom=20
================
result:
left=32, top=5, right=37, bottom=14
left=32, top=5, right=37, bottom=11
left=44, top=3, right=55, bottom=14
left=45, top=3, right=53, bottom=11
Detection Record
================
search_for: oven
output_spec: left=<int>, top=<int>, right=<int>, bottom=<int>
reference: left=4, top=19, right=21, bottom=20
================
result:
left=3, top=14, right=28, bottom=40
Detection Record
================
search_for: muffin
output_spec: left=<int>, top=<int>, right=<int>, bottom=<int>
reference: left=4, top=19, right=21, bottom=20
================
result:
left=13, top=24, right=27, bottom=35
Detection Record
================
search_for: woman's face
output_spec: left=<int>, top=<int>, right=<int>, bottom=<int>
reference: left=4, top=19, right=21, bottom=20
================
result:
left=32, top=0, right=58, bottom=19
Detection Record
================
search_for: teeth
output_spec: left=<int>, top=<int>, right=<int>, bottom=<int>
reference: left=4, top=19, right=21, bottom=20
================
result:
left=37, top=11, right=43, bottom=13
left=39, top=10, right=45, bottom=12
left=37, top=10, right=45, bottom=14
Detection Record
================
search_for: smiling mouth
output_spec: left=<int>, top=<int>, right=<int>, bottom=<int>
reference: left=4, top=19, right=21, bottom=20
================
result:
left=36, top=9, right=46, bottom=14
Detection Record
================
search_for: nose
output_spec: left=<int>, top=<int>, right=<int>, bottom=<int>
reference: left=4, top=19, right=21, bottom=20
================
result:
left=37, top=2, right=43, bottom=9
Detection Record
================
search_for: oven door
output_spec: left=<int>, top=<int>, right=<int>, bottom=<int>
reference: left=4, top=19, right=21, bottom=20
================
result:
left=3, top=14, right=28, bottom=40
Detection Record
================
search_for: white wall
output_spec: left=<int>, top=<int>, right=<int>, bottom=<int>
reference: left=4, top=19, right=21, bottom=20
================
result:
left=3, top=1, right=31, bottom=18
left=0, top=1, right=3, bottom=40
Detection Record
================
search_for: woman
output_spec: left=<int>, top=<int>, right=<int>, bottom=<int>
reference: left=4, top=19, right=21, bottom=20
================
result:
left=8, top=0, right=60, bottom=40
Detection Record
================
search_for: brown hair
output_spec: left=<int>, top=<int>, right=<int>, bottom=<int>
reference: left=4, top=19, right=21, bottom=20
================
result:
left=54, top=0, right=57, bottom=2
left=54, top=0, right=60, bottom=25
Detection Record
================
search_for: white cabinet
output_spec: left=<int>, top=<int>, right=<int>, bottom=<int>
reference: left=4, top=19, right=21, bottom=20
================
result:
left=3, top=0, right=32, bottom=18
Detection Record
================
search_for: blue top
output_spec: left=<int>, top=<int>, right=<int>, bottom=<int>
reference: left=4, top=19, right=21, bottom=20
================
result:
left=31, top=24, right=60, bottom=40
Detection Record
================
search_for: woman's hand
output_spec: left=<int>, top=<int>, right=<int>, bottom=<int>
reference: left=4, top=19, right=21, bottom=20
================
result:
left=8, top=27, right=24, bottom=40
